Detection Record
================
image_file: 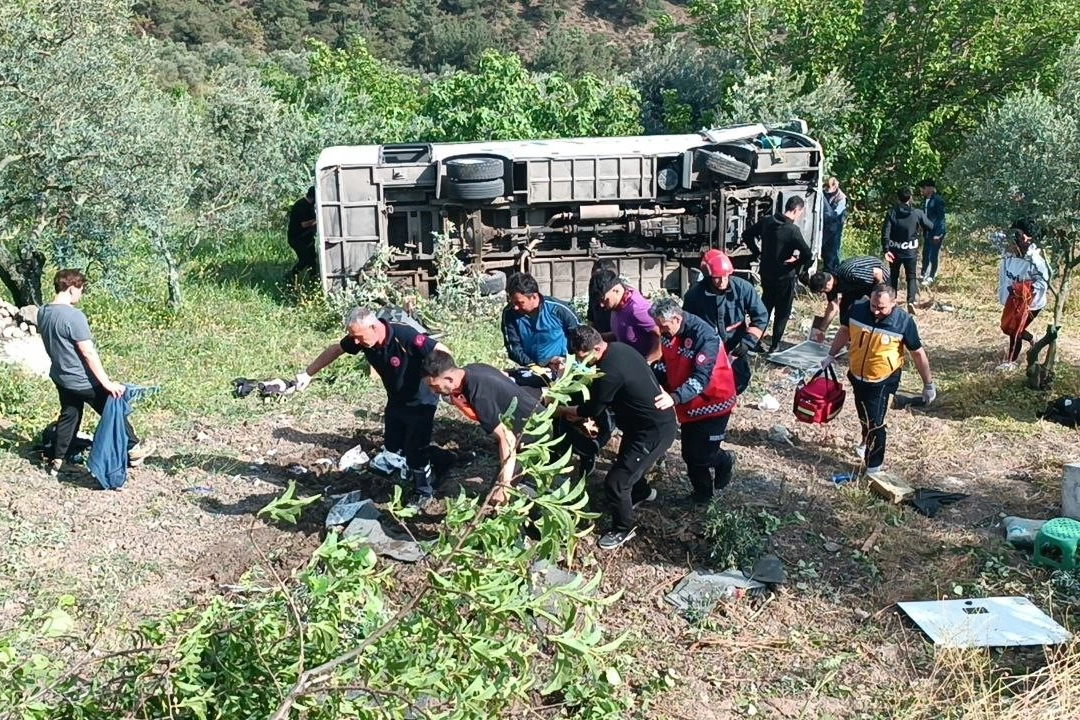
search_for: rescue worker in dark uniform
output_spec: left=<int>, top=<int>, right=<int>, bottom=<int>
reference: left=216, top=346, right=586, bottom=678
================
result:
left=682, top=249, right=767, bottom=394
left=286, top=186, right=318, bottom=281
left=562, top=326, right=677, bottom=550
left=649, top=297, right=739, bottom=505
left=744, top=196, right=814, bottom=353
left=295, top=306, right=449, bottom=509
left=882, top=186, right=935, bottom=314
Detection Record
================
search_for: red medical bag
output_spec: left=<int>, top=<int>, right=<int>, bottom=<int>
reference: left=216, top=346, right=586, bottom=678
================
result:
left=793, top=366, right=846, bottom=424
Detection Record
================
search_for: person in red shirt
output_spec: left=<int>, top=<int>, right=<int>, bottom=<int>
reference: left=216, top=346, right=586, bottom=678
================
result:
left=649, top=296, right=738, bottom=505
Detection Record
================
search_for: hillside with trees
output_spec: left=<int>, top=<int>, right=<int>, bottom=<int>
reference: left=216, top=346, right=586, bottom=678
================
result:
left=5, top=1, right=1080, bottom=718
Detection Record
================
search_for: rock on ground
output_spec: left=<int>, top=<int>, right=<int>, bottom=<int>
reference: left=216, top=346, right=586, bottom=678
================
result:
left=0, top=334, right=52, bottom=377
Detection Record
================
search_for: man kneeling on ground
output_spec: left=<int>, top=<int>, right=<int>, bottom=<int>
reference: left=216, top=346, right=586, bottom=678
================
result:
left=649, top=297, right=738, bottom=506
left=421, top=350, right=595, bottom=506
left=807, top=255, right=889, bottom=342
left=560, top=326, right=677, bottom=550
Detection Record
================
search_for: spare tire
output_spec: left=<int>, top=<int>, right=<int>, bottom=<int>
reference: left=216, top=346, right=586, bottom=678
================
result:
left=445, top=178, right=505, bottom=201
left=699, top=150, right=752, bottom=182
left=479, top=270, right=507, bottom=296
left=445, top=156, right=504, bottom=182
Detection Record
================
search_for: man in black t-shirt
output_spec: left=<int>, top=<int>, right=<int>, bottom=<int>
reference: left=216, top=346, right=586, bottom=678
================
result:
left=882, top=186, right=935, bottom=313
left=422, top=351, right=595, bottom=505
left=807, top=255, right=889, bottom=340
left=562, top=326, right=677, bottom=550
left=286, top=186, right=318, bottom=281
left=295, top=306, right=449, bottom=508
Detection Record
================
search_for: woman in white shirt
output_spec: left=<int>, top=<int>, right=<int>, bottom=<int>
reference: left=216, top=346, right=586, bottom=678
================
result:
left=997, top=221, right=1051, bottom=369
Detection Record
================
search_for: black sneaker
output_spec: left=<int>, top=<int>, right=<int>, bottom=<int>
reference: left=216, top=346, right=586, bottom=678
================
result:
left=408, top=494, right=437, bottom=513
left=632, top=487, right=658, bottom=510
left=688, top=491, right=713, bottom=507
left=598, top=528, right=636, bottom=550
left=715, top=450, right=737, bottom=490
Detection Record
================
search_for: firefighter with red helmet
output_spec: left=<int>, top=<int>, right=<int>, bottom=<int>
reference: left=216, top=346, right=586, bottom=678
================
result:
left=682, top=249, right=768, bottom=394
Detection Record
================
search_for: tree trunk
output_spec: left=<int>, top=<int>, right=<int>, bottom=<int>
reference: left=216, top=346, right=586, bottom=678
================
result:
left=0, top=242, right=46, bottom=306
left=158, top=239, right=183, bottom=310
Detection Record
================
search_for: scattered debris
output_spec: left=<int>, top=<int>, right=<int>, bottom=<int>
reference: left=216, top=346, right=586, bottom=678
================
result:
left=933, top=302, right=957, bottom=313
left=757, top=394, right=780, bottom=412
left=898, top=596, right=1072, bottom=648
left=325, top=491, right=370, bottom=527
left=830, top=472, right=855, bottom=486
left=861, top=525, right=884, bottom=553
left=767, top=340, right=846, bottom=372
left=665, top=569, right=767, bottom=615
left=342, top=507, right=425, bottom=563
left=867, top=471, right=914, bottom=504
left=823, top=541, right=842, bottom=553
left=194, top=431, right=210, bottom=443
left=1003, top=516, right=1046, bottom=550
left=183, top=486, right=214, bottom=496
left=748, top=554, right=787, bottom=585
left=286, top=464, right=308, bottom=476
left=907, top=489, right=968, bottom=517
left=767, top=425, right=793, bottom=445
left=338, top=445, right=370, bottom=472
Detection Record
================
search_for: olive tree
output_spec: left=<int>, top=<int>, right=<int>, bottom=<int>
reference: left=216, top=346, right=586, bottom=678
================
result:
left=949, top=40, right=1080, bottom=387
left=0, top=0, right=166, bottom=305
left=125, top=63, right=297, bottom=308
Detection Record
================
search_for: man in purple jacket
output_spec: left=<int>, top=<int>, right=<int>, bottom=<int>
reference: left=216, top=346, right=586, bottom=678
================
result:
left=589, top=269, right=662, bottom=363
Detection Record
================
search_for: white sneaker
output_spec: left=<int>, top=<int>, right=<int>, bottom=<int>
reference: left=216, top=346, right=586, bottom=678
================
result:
left=866, top=465, right=884, bottom=476
left=371, top=449, right=406, bottom=476
left=922, top=275, right=935, bottom=286
left=995, top=361, right=1018, bottom=372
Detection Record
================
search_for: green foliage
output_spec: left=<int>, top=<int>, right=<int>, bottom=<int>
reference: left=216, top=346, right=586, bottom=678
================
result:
left=948, top=37, right=1080, bottom=375
left=0, top=367, right=633, bottom=719
left=686, top=0, right=1080, bottom=200
left=422, top=51, right=642, bottom=141
left=702, top=504, right=768, bottom=570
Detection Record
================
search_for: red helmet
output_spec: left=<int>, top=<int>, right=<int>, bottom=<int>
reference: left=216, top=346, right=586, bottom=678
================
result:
left=701, top=249, right=734, bottom=278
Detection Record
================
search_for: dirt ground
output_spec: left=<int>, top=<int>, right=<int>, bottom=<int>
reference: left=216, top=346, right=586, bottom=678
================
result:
left=1, top=269, right=1079, bottom=718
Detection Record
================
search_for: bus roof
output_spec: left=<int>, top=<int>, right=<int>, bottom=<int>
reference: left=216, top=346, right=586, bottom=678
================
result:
left=316, top=124, right=774, bottom=169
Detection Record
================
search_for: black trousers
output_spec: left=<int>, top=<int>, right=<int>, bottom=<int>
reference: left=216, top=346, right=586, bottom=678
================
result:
left=606, top=423, right=676, bottom=532
left=850, top=372, right=900, bottom=470
left=288, top=241, right=318, bottom=278
left=1007, top=309, right=1040, bottom=362
left=761, top=278, right=797, bottom=350
left=53, top=385, right=138, bottom=462
left=680, top=415, right=731, bottom=499
left=889, top=255, right=918, bottom=305
left=384, top=402, right=436, bottom=494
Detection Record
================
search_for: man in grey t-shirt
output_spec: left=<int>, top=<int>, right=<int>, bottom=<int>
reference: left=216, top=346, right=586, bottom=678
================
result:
left=37, top=269, right=149, bottom=476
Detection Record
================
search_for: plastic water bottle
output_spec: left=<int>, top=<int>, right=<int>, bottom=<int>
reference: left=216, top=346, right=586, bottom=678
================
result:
left=831, top=472, right=855, bottom=486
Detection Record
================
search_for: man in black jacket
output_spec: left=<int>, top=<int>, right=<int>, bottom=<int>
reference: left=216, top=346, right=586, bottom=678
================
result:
left=744, top=196, right=814, bottom=353
left=561, top=326, right=677, bottom=550
left=286, top=186, right=318, bottom=281
left=682, top=249, right=767, bottom=394
left=882, top=187, right=935, bottom=314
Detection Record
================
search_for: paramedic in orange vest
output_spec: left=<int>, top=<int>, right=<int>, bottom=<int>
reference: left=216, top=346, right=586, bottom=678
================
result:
left=649, top=296, right=739, bottom=505
left=822, top=284, right=935, bottom=474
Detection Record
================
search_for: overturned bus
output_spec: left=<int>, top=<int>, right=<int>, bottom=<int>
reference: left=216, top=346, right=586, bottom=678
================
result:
left=314, top=120, right=823, bottom=299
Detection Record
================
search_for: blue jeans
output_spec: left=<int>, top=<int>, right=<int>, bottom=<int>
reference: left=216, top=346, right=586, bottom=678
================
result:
left=822, top=226, right=843, bottom=272
left=921, top=235, right=943, bottom=278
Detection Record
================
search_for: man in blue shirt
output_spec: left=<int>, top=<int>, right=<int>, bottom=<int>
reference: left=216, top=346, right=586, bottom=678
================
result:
left=501, top=272, right=581, bottom=376
left=919, top=179, right=947, bottom=285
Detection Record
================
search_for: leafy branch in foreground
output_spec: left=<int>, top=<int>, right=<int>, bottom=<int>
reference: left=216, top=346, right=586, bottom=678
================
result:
left=0, top=365, right=632, bottom=719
